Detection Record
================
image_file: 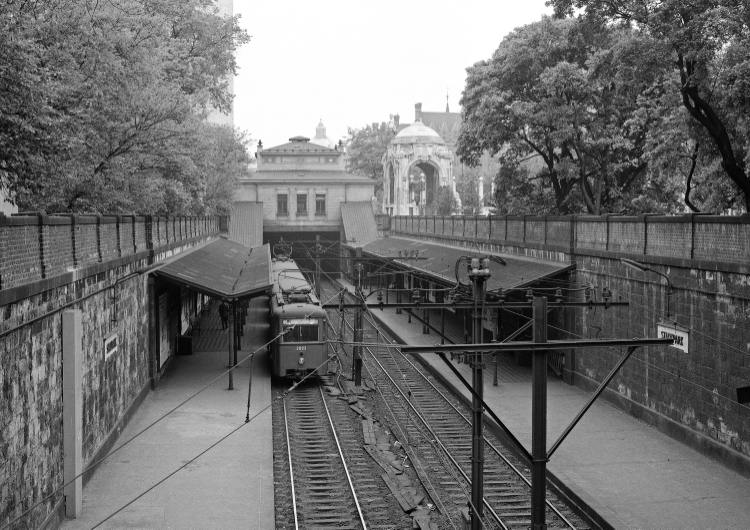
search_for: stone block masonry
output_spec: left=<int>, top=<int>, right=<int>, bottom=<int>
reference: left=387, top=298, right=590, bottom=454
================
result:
left=0, top=213, right=220, bottom=530
left=390, top=213, right=750, bottom=476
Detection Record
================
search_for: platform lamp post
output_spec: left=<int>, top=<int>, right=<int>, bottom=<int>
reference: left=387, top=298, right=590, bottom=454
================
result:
left=621, top=258, right=673, bottom=319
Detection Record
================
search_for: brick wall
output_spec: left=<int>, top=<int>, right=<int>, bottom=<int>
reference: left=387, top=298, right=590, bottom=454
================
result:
left=43, top=218, right=75, bottom=275
left=0, top=219, right=43, bottom=289
left=0, top=213, right=219, bottom=530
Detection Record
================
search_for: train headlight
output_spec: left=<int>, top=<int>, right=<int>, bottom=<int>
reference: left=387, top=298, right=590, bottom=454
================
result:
left=298, top=353, right=305, bottom=365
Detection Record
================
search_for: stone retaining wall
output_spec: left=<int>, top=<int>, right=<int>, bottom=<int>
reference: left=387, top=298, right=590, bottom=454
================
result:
left=390, top=213, right=750, bottom=474
left=0, top=213, right=220, bottom=530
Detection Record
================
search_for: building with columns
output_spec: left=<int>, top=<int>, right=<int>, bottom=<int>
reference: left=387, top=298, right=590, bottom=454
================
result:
left=387, top=101, right=498, bottom=214
left=382, top=121, right=456, bottom=216
left=233, top=135, right=375, bottom=246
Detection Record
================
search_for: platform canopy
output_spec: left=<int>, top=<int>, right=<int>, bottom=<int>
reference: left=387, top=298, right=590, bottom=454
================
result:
left=230, top=202, right=263, bottom=247
left=153, top=239, right=273, bottom=301
left=357, top=236, right=573, bottom=291
left=341, top=201, right=379, bottom=246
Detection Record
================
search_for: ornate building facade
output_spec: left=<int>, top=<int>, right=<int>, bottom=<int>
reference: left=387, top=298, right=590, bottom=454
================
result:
left=235, top=135, right=373, bottom=237
left=386, top=101, right=496, bottom=214
left=381, top=121, right=456, bottom=216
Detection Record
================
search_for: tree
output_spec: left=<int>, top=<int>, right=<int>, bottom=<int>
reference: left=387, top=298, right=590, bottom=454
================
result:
left=433, top=186, right=459, bottom=215
left=455, top=165, right=483, bottom=215
left=548, top=0, right=750, bottom=212
left=458, top=16, right=683, bottom=214
left=0, top=0, right=251, bottom=214
left=345, top=122, right=395, bottom=195
left=457, top=17, right=589, bottom=213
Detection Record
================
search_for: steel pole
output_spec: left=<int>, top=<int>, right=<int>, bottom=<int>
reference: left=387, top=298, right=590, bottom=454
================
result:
left=531, top=296, right=547, bottom=529
left=315, top=235, right=321, bottom=299
left=353, top=247, right=363, bottom=386
left=471, top=274, right=487, bottom=529
left=227, top=301, right=234, bottom=390
left=441, top=308, right=445, bottom=345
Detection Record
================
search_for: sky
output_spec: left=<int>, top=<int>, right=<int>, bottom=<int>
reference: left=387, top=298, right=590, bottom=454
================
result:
left=232, top=0, right=553, bottom=150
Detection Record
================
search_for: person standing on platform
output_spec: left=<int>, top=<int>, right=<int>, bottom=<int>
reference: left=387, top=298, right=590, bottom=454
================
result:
left=218, top=301, right=229, bottom=330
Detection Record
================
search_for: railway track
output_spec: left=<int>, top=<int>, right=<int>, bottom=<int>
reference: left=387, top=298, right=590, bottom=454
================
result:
left=321, top=277, right=587, bottom=530
left=277, top=376, right=367, bottom=529
left=273, top=374, right=422, bottom=529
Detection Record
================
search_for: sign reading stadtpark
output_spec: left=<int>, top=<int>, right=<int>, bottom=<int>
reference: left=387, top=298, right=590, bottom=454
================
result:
left=657, top=322, right=689, bottom=353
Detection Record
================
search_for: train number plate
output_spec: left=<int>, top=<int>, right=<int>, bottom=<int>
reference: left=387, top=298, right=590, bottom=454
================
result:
left=296, top=346, right=307, bottom=351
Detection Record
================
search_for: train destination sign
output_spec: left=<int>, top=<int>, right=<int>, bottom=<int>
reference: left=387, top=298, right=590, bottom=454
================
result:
left=657, top=323, right=689, bottom=352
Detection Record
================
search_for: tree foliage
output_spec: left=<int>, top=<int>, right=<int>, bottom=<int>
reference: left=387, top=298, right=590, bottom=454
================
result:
left=0, top=0, right=250, bottom=214
left=456, top=165, right=483, bottom=215
left=548, top=0, right=750, bottom=212
left=433, top=186, right=459, bottom=216
left=345, top=122, right=395, bottom=193
left=458, top=17, right=691, bottom=215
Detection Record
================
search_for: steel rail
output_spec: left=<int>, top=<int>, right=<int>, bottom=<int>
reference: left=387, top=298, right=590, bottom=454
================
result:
left=358, top=326, right=508, bottom=530
left=324, top=286, right=509, bottom=530
left=360, top=307, right=577, bottom=529
left=327, top=305, right=460, bottom=530
left=318, top=380, right=368, bottom=530
left=323, top=276, right=576, bottom=528
left=282, top=398, right=300, bottom=530
left=359, top=305, right=576, bottom=528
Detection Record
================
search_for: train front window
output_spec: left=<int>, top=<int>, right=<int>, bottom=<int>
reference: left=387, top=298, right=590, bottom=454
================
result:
left=282, top=319, right=319, bottom=342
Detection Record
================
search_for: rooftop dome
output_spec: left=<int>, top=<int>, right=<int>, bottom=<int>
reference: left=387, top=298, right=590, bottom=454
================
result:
left=393, top=120, right=445, bottom=145
left=310, top=118, right=334, bottom=149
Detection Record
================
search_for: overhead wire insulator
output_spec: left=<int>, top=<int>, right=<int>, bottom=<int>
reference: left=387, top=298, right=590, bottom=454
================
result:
left=526, top=288, right=534, bottom=301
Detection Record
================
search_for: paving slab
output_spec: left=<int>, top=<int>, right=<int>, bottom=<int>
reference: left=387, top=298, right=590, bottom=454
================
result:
left=60, top=298, right=274, bottom=530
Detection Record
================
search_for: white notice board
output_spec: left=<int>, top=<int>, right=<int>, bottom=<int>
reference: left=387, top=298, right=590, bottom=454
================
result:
left=657, top=322, right=689, bottom=353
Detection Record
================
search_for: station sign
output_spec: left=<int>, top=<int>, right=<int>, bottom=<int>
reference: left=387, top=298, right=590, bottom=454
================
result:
left=104, top=333, right=118, bottom=360
left=656, top=322, right=689, bottom=352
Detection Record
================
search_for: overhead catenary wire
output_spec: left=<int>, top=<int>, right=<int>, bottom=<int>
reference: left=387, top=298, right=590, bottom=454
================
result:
left=93, top=353, right=335, bottom=530
left=1, top=285, right=344, bottom=530
left=499, top=302, right=750, bottom=414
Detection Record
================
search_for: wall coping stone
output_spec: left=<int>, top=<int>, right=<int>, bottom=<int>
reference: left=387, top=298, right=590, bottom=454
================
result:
left=392, top=230, right=750, bottom=275
left=0, top=232, right=218, bottom=307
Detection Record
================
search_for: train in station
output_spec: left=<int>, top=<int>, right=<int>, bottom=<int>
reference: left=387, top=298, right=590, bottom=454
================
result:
left=268, top=246, right=329, bottom=378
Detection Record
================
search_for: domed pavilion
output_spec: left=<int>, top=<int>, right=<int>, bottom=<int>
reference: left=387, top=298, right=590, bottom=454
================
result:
left=381, top=119, right=456, bottom=216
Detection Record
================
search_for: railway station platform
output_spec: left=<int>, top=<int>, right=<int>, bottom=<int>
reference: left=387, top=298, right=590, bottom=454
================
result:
left=59, top=298, right=274, bottom=530
left=336, top=280, right=750, bottom=530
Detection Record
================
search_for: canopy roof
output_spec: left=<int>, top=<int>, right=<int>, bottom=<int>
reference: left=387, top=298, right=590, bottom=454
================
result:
left=357, top=236, right=573, bottom=292
left=153, top=239, right=272, bottom=301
